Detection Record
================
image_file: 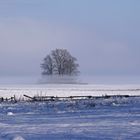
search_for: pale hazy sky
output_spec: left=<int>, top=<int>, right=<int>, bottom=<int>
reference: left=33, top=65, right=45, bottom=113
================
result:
left=0, top=0, right=140, bottom=77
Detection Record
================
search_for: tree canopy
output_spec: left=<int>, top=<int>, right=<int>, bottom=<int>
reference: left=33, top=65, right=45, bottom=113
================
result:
left=41, top=49, right=79, bottom=76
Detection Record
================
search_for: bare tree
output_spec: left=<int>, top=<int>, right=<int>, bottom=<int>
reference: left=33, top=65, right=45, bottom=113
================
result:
left=41, top=49, right=79, bottom=76
left=65, top=56, right=79, bottom=75
left=41, top=55, right=53, bottom=75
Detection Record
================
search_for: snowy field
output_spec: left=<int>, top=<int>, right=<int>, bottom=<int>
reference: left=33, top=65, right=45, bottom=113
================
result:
left=0, top=84, right=140, bottom=140
left=0, top=84, right=140, bottom=99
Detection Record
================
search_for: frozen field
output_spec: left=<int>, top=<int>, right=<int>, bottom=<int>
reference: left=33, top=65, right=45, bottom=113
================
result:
left=0, top=96, right=140, bottom=140
left=0, top=84, right=140, bottom=99
left=0, top=84, right=140, bottom=140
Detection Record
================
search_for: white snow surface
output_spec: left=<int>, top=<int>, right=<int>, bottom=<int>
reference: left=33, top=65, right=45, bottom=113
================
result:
left=7, top=112, right=14, bottom=116
left=0, top=84, right=140, bottom=99
left=0, top=84, right=140, bottom=139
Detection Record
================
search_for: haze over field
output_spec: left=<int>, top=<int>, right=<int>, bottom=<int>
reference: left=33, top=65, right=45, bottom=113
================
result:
left=0, top=2, right=140, bottom=140
left=0, top=0, right=140, bottom=84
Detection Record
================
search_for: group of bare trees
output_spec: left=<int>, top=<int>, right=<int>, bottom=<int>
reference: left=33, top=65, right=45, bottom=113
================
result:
left=41, top=49, right=79, bottom=76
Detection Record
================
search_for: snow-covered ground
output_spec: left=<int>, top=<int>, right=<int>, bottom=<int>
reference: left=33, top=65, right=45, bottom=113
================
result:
left=0, top=84, right=140, bottom=140
left=0, top=96, right=140, bottom=139
left=0, top=84, right=140, bottom=99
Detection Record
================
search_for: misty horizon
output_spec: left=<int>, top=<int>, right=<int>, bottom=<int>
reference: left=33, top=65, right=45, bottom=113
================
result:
left=0, top=0, right=140, bottom=84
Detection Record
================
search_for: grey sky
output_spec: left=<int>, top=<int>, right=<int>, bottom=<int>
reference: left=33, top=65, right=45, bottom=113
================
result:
left=0, top=0, right=140, bottom=77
